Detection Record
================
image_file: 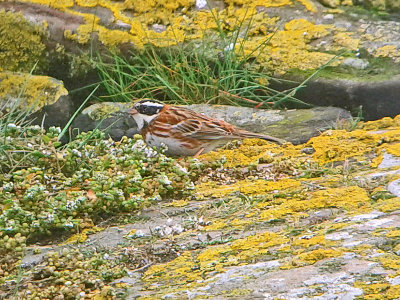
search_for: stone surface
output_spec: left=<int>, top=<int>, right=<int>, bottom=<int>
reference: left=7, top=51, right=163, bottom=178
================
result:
left=275, top=76, right=400, bottom=120
left=71, top=102, right=137, bottom=141
left=388, top=179, right=400, bottom=197
left=378, top=152, right=400, bottom=168
left=341, top=58, right=369, bottom=70
left=71, top=102, right=351, bottom=144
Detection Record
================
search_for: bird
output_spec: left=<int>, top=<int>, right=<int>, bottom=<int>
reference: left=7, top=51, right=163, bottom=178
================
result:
left=128, top=99, right=285, bottom=157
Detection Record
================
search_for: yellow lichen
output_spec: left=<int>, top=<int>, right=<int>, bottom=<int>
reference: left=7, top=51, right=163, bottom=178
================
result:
left=386, top=285, right=400, bottom=300
left=0, top=72, right=68, bottom=112
left=196, top=178, right=301, bottom=199
left=375, top=45, right=400, bottom=62
left=375, top=197, right=400, bottom=213
left=7, top=0, right=358, bottom=74
left=200, top=138, right=303, bottom=168
left=144, top=231, right=287, bottom=288
left=294, top=248, right=342, bottom=264
left=0, top=10, right=46, bottom=72
left=259, top=186, right=370, bottom=221
left=203, top=220, right=227, bottom=231
left=168, top=199, right=189, bottom=207
left=310, top=186, right=371, bottom=211
left=332, top=32, right=360, bottom=50
left=308, top=129, right=379, bottom=165
left=291, top=235, right=334, bottom=248
left=60, top=227, right=104, bottom=245
left=385, top=144, right=400, bottom=157
left=385, top=229, right=400, bottom=238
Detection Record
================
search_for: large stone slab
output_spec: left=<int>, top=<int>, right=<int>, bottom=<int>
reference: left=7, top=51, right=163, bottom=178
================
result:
left=276, top=76, right=400, bottom=121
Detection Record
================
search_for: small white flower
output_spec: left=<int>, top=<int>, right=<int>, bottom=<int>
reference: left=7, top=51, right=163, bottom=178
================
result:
left=72, top=149, right=82, bottom=157
left=47, top=214, right=54, bottom=223
left=172, top=224, right=184, bottom=234
left=196, top=0, right=207, bottom=9
left=224, top=43, right=235, bottom=51
left=135, top=230, right=145, bottom=237
left=158, top=174, right=172, bottom=185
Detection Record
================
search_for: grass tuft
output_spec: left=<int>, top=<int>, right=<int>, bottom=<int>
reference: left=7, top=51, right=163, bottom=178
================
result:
left=95, top=11, right=309, bottom=109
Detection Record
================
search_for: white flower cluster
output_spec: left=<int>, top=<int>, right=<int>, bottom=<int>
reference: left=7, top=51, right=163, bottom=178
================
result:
left=153, top=218, right=185, bottom=237
left=72, top=149, right=82, bottom=157
left=158, top=174, right=172, bottom=185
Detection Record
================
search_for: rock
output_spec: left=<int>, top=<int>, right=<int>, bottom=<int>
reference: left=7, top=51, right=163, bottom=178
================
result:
left=0, top=72, right=73, bottom=128
left=71, top=102, right=351, bottom=144
left=342, top=58, right=369, bottom=70
left=71, top=102, right=138, bottom=141
left=188, top=105, right=351, bottom=144
left=378, top=152, right=400, bottom=168
left=277, top=77, right=400, bottom=120
left=388, top=179, right=400, bottom=197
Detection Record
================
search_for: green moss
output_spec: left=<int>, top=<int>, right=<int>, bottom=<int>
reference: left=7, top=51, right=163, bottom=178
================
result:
left=0, top=10, right=47, bottom=72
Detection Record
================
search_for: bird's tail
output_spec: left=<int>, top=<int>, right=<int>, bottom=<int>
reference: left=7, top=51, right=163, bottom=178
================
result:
left=237, top=130, right=286, bottom=145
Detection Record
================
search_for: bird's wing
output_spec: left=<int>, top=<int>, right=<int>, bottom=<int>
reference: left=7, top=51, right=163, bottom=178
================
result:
left=172, top=118, right=238, bottom=140
left=160, top=105, right=284, bottom=143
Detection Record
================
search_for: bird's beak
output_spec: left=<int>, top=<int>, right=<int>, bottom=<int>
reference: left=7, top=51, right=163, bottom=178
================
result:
left=129, top=107, right=138, bottom=115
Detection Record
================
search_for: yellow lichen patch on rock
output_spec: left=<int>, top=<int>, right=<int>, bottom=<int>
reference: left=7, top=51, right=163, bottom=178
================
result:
left=0, top=72, right=68, bottom=113
left=17, top=0, right=74, bottom=9
left=203, top=220, right=227, bottom=231
left=60, top=227, right=104, bottom=245
left=239, top=19, right=338, bottom=74
left=144, top=231, right=287, bottom=288
left=0, top=10, right=46, bottom=72
left=7, top=0, right=360, bottom=73
left=258, top=186, right=370, bottom=221
left=293, top=248, right=342, bottom=265
left=291, top=235, right=335, bottom=248
left=375, top=197, right=400, bottom=213
left=307, top=129, right=379, bottom=165
left=385, top=143, right=400, bottom=157
left=196, top=178, right=301, bottom=199
left=375, top=45, right=400, bottom=62
left=310, top=186, right=371, bottom=211
left=168, top=199, right=189, bottom=207
left=200, top=138, right=303, bottom=168
left=331, top=32, right=360, bottom=50
left=355, top=278, right=400, bottom=299
left=358, top=116, right=399, bottom=130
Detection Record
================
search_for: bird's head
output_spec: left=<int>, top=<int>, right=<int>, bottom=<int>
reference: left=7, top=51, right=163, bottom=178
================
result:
left=129, top=99, right=164, bottom=130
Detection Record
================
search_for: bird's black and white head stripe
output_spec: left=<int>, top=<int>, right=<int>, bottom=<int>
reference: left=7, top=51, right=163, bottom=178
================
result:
left=134, top=99, right=164, bottom=116
left=130, top=99, right=164, bottom=130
